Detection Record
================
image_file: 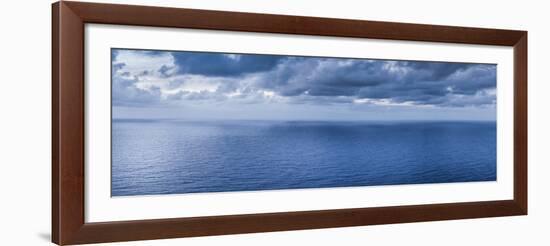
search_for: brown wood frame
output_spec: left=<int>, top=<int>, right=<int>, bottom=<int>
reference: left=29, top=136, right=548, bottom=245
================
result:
left=52, top=1, right=527, bottom=245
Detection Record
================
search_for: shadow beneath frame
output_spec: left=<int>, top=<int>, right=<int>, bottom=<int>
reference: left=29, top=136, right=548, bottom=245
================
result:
left=37, top=233, right=51, bottom=242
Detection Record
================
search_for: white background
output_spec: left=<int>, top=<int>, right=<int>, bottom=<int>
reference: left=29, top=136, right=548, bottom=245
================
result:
left=0, top=0, right=548, bottom=245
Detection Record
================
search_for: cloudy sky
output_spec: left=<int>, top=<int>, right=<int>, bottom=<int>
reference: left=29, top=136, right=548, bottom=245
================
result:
left=112, top=48, right=496, bottom=121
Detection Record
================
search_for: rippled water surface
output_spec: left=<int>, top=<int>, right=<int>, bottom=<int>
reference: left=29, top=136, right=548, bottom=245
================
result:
left=111, top=120, right=496, bottom=196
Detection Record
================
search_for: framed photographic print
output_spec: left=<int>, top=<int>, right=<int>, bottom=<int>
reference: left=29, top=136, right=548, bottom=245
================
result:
left=52, top=1, right=527, bottom=245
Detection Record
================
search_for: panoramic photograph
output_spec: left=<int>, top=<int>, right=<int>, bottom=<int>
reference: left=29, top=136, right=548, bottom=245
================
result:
left=111, top=48, right=497, bottom=196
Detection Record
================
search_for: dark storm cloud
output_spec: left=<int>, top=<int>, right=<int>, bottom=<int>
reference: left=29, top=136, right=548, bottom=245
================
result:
left=112, top=49, right=496, bottom=108
left=402, top=61, right=472, bottom=80
left=256, top=58, right=390, bottom=97
left=250, top=57, right=495, bottom=107
left=352, top=62, right=496, bottom=106
left=172, top=52, right=283, bottom=77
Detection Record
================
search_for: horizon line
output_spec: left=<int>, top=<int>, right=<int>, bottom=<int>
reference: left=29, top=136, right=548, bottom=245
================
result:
left=112, top=118, right=497, bottom=123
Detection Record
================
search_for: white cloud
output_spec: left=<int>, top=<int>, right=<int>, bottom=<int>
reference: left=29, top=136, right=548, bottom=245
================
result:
left=114, top=50, right=175, bottom=77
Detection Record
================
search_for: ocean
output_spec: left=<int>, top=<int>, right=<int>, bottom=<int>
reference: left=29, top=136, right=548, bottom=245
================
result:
left=111, top=120, right=496, bottom=196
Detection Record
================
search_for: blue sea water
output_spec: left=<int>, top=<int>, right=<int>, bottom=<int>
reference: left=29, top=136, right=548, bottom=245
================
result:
left=111, top=120, right=496, bottom=196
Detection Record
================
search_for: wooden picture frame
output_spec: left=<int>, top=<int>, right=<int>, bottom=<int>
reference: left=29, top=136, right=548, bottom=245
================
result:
left=52, top=1, right=527, bottom=245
